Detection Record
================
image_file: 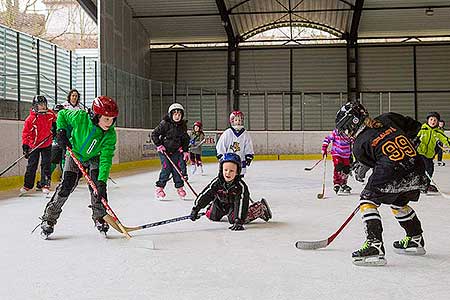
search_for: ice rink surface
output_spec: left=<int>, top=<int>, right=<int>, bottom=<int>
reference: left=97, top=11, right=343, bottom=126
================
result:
left=2, top=159, right=450, bottom=300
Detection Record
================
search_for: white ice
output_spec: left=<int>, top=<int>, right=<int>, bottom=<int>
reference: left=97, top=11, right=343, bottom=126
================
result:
left=1, top=160, right=450, bottom=300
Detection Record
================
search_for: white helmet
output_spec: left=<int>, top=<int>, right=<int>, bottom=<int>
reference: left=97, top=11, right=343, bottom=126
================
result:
left=168, top=103, right=184, bottom=114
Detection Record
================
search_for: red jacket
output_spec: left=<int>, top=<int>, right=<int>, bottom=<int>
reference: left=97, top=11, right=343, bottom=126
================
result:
left=22, top=109, right=57, bottom=148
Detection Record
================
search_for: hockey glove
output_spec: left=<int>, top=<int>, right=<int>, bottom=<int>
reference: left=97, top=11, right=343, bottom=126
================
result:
left=216, top=153, right=223, bottom=160
left=245, top=154, right=254, bottom=167
left=321, top=147, right=328, bottom=158
left=156, top=145, right=166, bottom=153
left=190, top=207, right=201, bottom=221
left=183, top=152, right=190, bottom=162
left=56, top=129, right=72, bottom=150
left=96, top=180, right=107, bottom=201
left=22, top=144, right=31, bottom=159
left=229, top=220, right=245, bottom=231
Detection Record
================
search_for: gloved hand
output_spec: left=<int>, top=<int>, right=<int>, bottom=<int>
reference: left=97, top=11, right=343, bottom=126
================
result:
left=245, top=154, right=253, bottom=167
left=229, top=220, right=245, bottom=231
left=190, top=207, right=201, bottom=221
left=183, top=152, right=190, bottom=161
left=96, top=180, right=107, bottom=200
left=22, top=144, right=31, bottom=159
left=216, top=154, right=223, bottom=160
left=57, top=129, right=72, bottom=149
left=156, top=145, right=166, bottom=153
left=321, top=147, right=327, bottom=158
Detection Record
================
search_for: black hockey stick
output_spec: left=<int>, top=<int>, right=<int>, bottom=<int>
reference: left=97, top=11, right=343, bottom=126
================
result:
left=0, top=133, right=53, bottom=177
left=304, top=158, right=323, bottom=171
left=317, top=158, right=327, bottom=199
left=295, top=205, right=359, bottom=250
left=108, top=176, right=117, bottom=185
left=108, top=213, right=206, bottom=233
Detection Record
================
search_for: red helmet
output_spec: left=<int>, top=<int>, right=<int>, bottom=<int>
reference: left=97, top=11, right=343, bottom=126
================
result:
left=193, top=121, right=203, bottom=129
left=91, top=96, right=119, bottom=118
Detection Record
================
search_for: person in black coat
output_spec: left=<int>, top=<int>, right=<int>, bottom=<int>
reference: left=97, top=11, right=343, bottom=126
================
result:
left=189, top=152, right=272, bottom=231
left=151, top=103, right=190, bottom=200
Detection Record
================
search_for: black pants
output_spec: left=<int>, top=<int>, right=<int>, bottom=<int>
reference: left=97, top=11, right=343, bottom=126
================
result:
left=24, top=146, right=51, bottom=189
left=421, top=155, right=434, bottom=178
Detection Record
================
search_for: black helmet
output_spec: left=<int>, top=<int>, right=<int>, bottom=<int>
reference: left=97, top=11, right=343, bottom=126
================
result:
left=219, top=152, right=242, bottom=177
left=32, top=95, right=48, bottom=113
left=53, top=104, right=64, bottom=113
left=426, top=112, right=440, bottom=121
left=335, top=101, right=369, bottom=138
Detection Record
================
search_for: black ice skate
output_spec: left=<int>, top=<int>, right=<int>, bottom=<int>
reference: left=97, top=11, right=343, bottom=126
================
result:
left=393, top=235, right=426, bottom=255
left=94, top=219, right=109, bottom=236
left=338, top=184, right=352, bottom=195
left=333, top=185, right=340, bottom=194
left=40, top=221, right=54, bottom=240
left=260, top=198, right=272, bottom=222
left=352, top=238, right=387, bottom=266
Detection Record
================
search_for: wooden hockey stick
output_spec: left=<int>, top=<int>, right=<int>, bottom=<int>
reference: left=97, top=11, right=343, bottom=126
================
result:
left=66, top=147, right=131, bottom=239
left=295, top=205, right=359, bottom=250
left=317, top=158, right=327, bottom=199
left=304, top=158, right=323, bottom=171
left=163, top=151, right=198, bottom=197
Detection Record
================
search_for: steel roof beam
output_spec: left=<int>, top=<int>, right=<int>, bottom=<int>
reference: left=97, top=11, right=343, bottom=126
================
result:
left=349, top=0, right=364, bottom=41
left=76, top=0, right=97, bottom=23
left=216, top=0, right=236, bottom=45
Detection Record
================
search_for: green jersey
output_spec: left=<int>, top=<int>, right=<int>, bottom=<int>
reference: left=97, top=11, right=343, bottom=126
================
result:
left=417, top=123, right=450, bottom=158
left=57, top=109, right=117, bottom=182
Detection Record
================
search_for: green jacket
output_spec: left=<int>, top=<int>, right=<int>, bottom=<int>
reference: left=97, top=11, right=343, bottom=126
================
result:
left=57, top=109, right=117, bottom=182
left=417, top=123, right=450, bottom=158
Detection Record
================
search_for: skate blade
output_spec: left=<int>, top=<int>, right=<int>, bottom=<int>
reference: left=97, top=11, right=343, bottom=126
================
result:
left=393, top=247, right=426, bottom=256
left=40, top=232, right=51, bottom=240
left=352, top=255, right=387, bottom=266
left=338, top=192, right=351, bottom=196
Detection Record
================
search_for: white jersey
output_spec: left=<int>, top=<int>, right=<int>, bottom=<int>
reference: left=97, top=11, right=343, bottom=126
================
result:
left=216, top=128, right=254, bottom=174
left=62, top=101, right=83, bottom=110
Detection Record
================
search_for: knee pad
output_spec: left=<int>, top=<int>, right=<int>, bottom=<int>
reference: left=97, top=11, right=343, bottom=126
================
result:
left=58, top=171, right=78, bottom=197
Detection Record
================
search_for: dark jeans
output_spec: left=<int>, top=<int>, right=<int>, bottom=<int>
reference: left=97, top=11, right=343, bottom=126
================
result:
left=156, top=152, right=187, bottom=189
left=24, top=145, right=51, bottom=188
left=421, top=155, right=434, bottom=178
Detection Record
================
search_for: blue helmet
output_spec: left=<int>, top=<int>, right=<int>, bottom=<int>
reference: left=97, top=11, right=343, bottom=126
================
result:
left=219, top=152, right=242, bottom=176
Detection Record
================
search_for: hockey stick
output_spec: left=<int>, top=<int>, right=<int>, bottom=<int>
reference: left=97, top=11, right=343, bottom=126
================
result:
left=107, top=213, right=206, bottom=233
left=304, top=158, right=323, bottom=171
left=163, top=151, right=198, bottom=197
left=425, top=172, right=450, bottom=200
left=295, top=205, right=359, bottom=250
left=0, top=133, right=53, bottom=177
left=108, top=176, right=117, bottom=185
left=317, top=157, right=327, bottom=199
left=66, top=147, right=131, bottom=239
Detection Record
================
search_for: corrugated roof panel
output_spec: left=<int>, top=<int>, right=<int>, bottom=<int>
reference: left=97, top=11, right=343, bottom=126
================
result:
left=359, top=8, right=450, bottom=37
left=364, top=0, right=450, bottom=8
left=127, top=0, right=219, bottom=16
left=416, top=45, right=450, bottom=91
left=141, top=16, right=227, bottom=43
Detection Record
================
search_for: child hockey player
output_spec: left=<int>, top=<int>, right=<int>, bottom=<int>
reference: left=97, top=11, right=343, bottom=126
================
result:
left=20, top=95, right=57, bottom=196
left=151, top=103, right=190, bottom=200
left=216, top=111, right=254, bottom=175
left=416, top=112, right=450, bottom=193
left=436, top=119, right=446, bottom=166
left=189, top=121, right=206, bottom=174
left=189, top=152, right=271, bottom=230
left=321, top=128, right=353, bottom=194
left=335, top=102, right=429, bottom=266
left=39, top=96, right=118, bottom=238
left=62, top=89, right=83, bottom=110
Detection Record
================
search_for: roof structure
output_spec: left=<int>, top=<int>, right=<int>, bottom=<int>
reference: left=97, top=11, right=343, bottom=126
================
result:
left=122, top=0, right=450, bottom=46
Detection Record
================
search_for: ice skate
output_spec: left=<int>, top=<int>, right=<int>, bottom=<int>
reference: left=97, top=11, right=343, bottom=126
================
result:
left=352, top=239, right=387, bottom=266
left=41, top=185, right=50, bottom=196
left=191, top=164, right=197, bottom=175
left=177, top=187, right=187, bottom=200
left=19, top=187, right=30, bottom=197
left=338, top=184, right=351, bottom=195
left=40, top=221, right=54, bottom=239
left=333, top=184, right=340, bottom=194
left=35, top=181, right=42, bottom=191
left=155, top=187, right=166, bottom=200
left=393, top=235, right=426, bottom=255
left=94, top=219, right=109, bottom=237
left=260, top=198, right=272, bottom=222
